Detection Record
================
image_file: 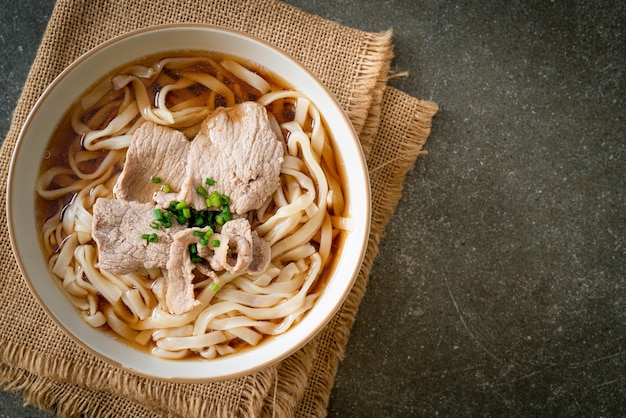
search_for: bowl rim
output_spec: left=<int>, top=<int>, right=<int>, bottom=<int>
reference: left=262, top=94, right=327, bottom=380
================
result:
left=6, top=23, right=371, bottom=382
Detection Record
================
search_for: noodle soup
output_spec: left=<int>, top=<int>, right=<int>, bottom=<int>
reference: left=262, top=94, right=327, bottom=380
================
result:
left=35, top=51, right=349, bottom=360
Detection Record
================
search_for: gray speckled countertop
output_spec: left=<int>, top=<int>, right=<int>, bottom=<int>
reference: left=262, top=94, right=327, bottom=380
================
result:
left=1, top=1, right=625, bottom=416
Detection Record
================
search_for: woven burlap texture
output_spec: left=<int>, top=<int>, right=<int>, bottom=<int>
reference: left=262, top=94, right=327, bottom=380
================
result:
left=0, top=0, right=438, bottom=417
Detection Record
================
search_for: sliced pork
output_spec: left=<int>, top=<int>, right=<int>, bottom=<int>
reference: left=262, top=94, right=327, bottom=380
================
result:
left=113, top=121, right=190, bottom=202
left=92, top=198, right=185, bottom=274
left=212, top=218, right=254, bottom=273
left=165, top=228, right=208, bottom=315
left=178, top=101, right=284, bottom=214
left=247, top=231, right=272, bottom=274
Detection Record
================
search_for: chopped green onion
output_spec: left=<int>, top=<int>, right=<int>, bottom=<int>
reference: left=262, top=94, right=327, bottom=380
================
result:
left=195, top=227, right=213, bottom=247
left=188, top=243, right=204, bottom=263
left=205, top=178, right=215, bottom=186
left=150, top=221, right=160, bottom=229
left=208, top=191, right=222, bottom=207
left=151, top=176, right=161, bottom=183
left=212, top=239, right=220, bottom=247
left=221, top=205, right=232, bottom=222
left=161, top=197, right=233, bottom=231
left=162, top=183, right=171, bottom=193
left=206, top=191, right=229, bottom=208
left=196, top=186, right=207, bottom=197
left=142, top=233, right=158, bottom=243
left=209, top=283, right=220, bottom=292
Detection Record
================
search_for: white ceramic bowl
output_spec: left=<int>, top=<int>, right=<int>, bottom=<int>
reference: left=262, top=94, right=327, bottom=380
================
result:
left=7, top=25, right=370, bottom=382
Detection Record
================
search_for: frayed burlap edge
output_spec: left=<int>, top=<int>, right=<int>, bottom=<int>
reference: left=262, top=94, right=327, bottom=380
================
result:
left=0, top=334, right=279, bottom=417
left=346, top=29, right=393, bottom=141
left=0, top=364, right=161, bottom=418
left=353, top=32, right=394, bottom=160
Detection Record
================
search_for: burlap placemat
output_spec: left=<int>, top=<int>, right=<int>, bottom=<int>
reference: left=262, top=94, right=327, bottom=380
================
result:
left=0, top=0, right=437, bottom=416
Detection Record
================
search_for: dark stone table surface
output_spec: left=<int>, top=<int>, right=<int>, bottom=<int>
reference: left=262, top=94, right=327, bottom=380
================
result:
left=1, top=1, right=624, bottom=416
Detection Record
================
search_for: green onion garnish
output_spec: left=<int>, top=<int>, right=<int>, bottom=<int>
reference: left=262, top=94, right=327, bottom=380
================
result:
left=221, top=205, right=232, bottom=222
left=142, top=233, right=158, bottom=243
left=205, top=178, right=215, bottom=186
left=196, top=186, right=207, bottom=197
left=151, top=176, right=161, bottom=183
left=208, top=191, right=221, bottom=207
left=212, top=239, right=220, bottom=247
left=188, top=243, right=204, bottom=262
left=162, top=183, right=171, bottom=193
left=209, top=283, right=220, bottom=292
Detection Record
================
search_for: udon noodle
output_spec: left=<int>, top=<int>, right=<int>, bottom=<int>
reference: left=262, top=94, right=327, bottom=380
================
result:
left=36, top=52, right=349, bottom=359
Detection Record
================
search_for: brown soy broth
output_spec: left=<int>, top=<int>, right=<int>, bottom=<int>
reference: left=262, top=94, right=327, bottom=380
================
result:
left=37, top=50, right=347, bottom=357
left=36, top=115, right=78, bottom=232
